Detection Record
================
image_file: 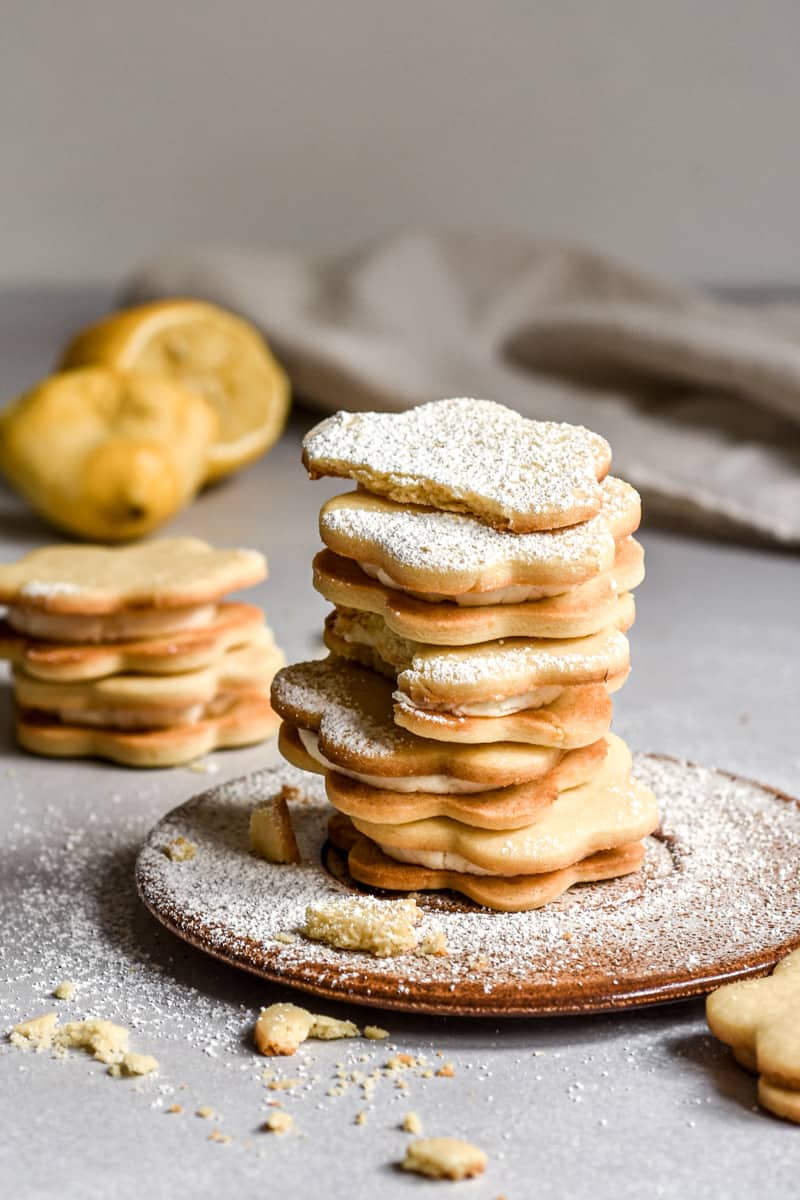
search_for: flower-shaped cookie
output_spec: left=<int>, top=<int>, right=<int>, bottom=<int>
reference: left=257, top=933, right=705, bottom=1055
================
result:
left=303, top=397, right=611, bottom=532
left=706, top=948, right=800, bottom=1124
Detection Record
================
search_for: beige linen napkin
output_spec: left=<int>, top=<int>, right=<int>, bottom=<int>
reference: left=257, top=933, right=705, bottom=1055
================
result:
left=124, top=232, right=800, bottom=545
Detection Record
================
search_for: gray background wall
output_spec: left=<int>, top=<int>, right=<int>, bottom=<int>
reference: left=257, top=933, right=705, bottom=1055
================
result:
left=2, top=0, right=798, bottom=286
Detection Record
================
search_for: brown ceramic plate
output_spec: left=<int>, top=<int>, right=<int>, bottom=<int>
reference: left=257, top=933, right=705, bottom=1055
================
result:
left=135, top=754, right=800, bottom=1017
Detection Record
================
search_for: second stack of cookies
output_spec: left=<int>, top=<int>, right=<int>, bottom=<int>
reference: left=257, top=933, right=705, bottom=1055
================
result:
left=273, top=398, right=658, bottom=911
left=0, top=538, right=284, bottom=767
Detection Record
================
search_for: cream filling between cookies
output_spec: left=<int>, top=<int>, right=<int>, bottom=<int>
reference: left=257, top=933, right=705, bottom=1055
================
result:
left=393, top=685, right=564, bottom=717
left=49, top=689, right=246, bottom=731
left=356, top=562, right=567, bottom=606
left=378, top=844, right=496, bottom=875
left=297, top=728, right=493, bottom=794
left=64, top=703, right=206, bottom=730
left=7, top=603, right=218, bottom=643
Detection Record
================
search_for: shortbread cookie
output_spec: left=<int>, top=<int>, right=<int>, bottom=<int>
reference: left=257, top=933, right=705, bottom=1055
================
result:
left=706, top=947, right=800, bottom=1123
left=303, top=398, right=611, bottom=532
left=318, top=475, right=639, bottom=605
left=393, top=676, right=625, bottom=745
left=0, top=538, right=265, bottom=614
left=271, top=658, right=568, bottom=792
left=347, top=832, right=646, bottom=913
left=14, top=629, right=283, bottom=729
left=324, top=611, right=631, bottom=713
left=314, top=540, right=641, bottom=644
left=15, top=693, right=279, bottom=767
left=321, top=738, right=607, bottom=831
left=0, top=602, right=265, bottom=681
left=4, top=603, right=222, bottom=644
left=350, top=737, right=658, bottom=876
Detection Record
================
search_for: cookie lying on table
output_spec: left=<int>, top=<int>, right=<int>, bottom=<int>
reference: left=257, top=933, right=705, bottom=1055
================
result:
left=313, top=537, right=643, bottom=644
left=317, top=474, right=639, bottom=606
left=707, top=948, right=800, bottom=1124
left=303, top=397, right=612, bottom=532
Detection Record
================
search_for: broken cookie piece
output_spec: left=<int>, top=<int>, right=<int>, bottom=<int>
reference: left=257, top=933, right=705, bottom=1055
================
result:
left=254, top=1003, right=315, bottom=1056
left=249, top=787, right=301, bottom=864
left=9, top=1013, right=157, bottom=1075
left=302, top=895, right=445, bottom=958
left=253, top=1002, right=362, bottom=1057
left=401, top=1137, right=487, bottom=1181
left=163, top=836, right=197, bottom=862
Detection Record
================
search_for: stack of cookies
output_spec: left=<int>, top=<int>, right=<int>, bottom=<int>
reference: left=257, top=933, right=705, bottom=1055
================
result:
left=272, top=398, right=658, bottom=912
left=0, top=539, right=284, bottom=767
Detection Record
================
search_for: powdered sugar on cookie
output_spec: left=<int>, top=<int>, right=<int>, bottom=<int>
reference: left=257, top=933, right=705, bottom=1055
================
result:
left=304, top=398, right=611, bottom=532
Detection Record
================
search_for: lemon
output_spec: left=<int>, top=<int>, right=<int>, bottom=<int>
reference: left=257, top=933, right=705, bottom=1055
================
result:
left=0, top=367, right=218, bottom=541
left=60, top=299, right=291, bottom=482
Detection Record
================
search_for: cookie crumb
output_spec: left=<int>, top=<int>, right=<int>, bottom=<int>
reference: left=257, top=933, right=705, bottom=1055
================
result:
left=402, top=1112, right=423, bottom=1134
left=364, top=1025, right=389, bottom=1040
left=355, top=1110, right=368, bottom=1126
left=53, top=981, right=76, bottom=1001
left=418, top=930, right=448, bottom=957
left=401, top=1137, right=487, bottom=1181
left=108, top=1052, right=159, bottom=1078
left=274, top=932, right=296, bottom=945
left=163, top=836, right=197, bottom=862
left=207, top=1128, right=232, bottom=1145
left=166, top=1104, right=183, bottom=1114
left=267, top=1078, right=301, bottom=1091
left=436, top=1063, right=455, bottom=1078
left=309, top=1014, right=360, bottom=1041
left=264, top=1110, right=294, bottom=1134
left=196, top=1106, right=215, bottom=1119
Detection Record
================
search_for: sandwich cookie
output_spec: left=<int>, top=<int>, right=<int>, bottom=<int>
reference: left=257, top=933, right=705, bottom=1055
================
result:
left=0, top=601, right=265, bottom=682
left=303, top=397, right=611, bottom=532
left=16, top=694, right=279, bottom=768
left=320, top=738, right=607, bottom=831
left=271, top=657, right=575, bottom=793
left=393, top=676, right=625, bottom=746
left=14, top=628, right=284, bottom=730
left=318, top=475, right=640, bottom=606
left=344, top=833, right=646, bottom=913
left=349, top=736, right=658, bottom=876
left=324, top=610, right=631, bottom=715
left=313, top=538, right=642, bottom=644
left=0, top=538, right=265, bottom=642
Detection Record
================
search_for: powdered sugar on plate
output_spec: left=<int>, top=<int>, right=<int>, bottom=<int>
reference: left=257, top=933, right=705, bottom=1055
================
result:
left=135, top=755, right=800, bottom=1016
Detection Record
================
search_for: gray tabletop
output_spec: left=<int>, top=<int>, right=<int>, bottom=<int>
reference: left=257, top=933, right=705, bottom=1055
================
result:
left=0, top=291, right=798, bottom=1199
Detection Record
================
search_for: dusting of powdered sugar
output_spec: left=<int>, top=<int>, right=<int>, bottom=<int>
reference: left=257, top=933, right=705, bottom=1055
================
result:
left=135, top=755, right=800, bottom=1014
left=320, top=478, right=638, bottom=590
left=303, top=398, right=611, bottom=531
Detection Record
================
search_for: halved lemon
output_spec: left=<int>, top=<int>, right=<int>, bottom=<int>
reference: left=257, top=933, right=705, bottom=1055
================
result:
left=60, top=299, right=291, bottom=482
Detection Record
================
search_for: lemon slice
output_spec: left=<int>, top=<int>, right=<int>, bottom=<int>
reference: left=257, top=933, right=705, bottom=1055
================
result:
left=60, top=300, right=291, bottom=482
